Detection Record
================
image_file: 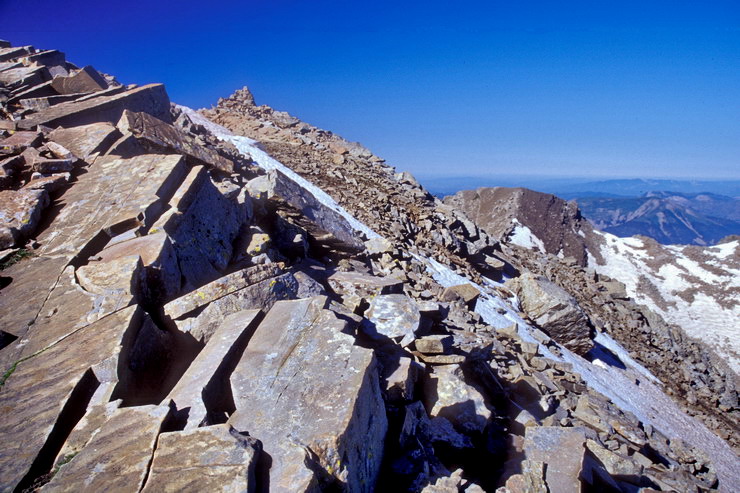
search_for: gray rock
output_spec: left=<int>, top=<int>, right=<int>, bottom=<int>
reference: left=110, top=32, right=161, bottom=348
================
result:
left=524, top=426, right=587, bottom=493
left=362, top=293, right=421, bottom=346
left=141, top=424, right=261, bottom=493
left=50, top=65, right=108, bottom=95
left=229, top=297, right=387, bottom=492
left=48, top=122, right=120, bottom=159
left=328, top=270, right=403, bottom=310
left=424, top=364, right=491, bottom=434
left=507, top=272, right=593, bottom=355
left=0, top=188, right=49, bottom=248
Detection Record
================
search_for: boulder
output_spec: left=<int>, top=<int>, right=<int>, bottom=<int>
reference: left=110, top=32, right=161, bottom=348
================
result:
left=141, top=424, right=261, bottom=493
left=440, top=283, right=481, bottom=307
left=229, top=296, right=387, bottom=492
left=50, top=65, right=108, bottom=94
left=328, top=270, right=403, bottom=309
left=423, top=364, right=491, bottom=434
left=362, top=293, right=421, bottom=346
left=507, top=272, right=593, bottom=355
left=0, top=188, right=49, bottom=248
left=523, top=426, right=587, bottom=493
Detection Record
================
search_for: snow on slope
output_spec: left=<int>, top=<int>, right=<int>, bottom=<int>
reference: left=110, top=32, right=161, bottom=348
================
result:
left=508, top=219, right=546, bottom=252
left=186, top=107, right=740, bottom=490
left=589, top=231, right=740, bottom=374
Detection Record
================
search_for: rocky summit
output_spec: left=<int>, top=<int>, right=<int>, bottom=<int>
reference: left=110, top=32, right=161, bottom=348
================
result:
left=0, top=41, right=738, bottom=493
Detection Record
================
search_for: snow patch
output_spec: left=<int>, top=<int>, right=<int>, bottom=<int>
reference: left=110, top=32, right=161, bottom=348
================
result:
left=509, top=219, right=546, bottom=252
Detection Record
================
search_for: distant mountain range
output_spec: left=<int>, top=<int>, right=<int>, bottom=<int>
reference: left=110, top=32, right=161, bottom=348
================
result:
left=573, top=191, right=740, bottom=246
left=425, top=177, right=740, bottom=245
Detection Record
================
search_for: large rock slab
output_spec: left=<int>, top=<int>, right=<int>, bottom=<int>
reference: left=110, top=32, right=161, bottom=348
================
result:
left=327, top=270, right=403, bottom=309
left=173, top=272, right=298, bottom=343
left=0, top=305, right=143, bottom=492
left=152, top=165, right=246, bottom=290
left=524, top=426, right=587, bottom=493
left=50, top=65, right=108, bottom=95
left=43, top=404, right=171, bottom=493
left=507, top=272, right=593, bottom=355
left=362, top=293, right=421, bottom=346
left=423, top=364, right=491, bottom=434
left=140, top=424, right=261, bottom=493
left=0, top=188, right=49, bottom=248
left=19, top=83, right=171, bottom=130
left=165, top=309, right=262, bottom=429
left=37, top=154, right=187, bottom=257
left=117, top=109, right=233, bottom=173
left=164, top=263, right=282, bottom=320
left=47, top=122, right=120, bottom=159
left=229, top=296, right=387, bottom=492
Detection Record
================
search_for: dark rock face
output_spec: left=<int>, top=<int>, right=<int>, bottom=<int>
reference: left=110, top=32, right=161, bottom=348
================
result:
left=445, top=187, right=595, bottom=266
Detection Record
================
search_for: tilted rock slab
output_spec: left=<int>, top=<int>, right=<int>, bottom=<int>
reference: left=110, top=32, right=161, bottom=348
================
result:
left=165, top=309, right=262, bottom=429
left=507, top=272, right=594, bottom=355
left=229, top=296, right=387, bottom=492
left=140, top=424, right=261, bottom=493
left=0, top=305, right=143, bottom=492
left=524, top=426, right=587, bottom=493
left=43, top=404, right=172, bottom=492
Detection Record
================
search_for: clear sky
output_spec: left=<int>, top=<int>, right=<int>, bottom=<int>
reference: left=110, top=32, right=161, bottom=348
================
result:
left=2, top=1, right=739, bottom=180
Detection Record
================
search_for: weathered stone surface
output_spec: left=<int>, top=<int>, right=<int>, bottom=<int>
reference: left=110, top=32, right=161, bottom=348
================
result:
left=165, top=263, right=281, bottom=319
left=362, top=293, right=421, bottom=346
left=19, top=83, right=171, bottom=130
left=174, top=272, right=298, bottom=343
left=38, top=154, right=187, bottom=257
left=24, top=172, right=70, bottom=192
left=141, top=424, right=261, bottom=493
left=165, top=309, right=262, bottom=429
left=264, top=168, right=366, bottom=249
left=0, top=188, right=49, bottom=248
left=153, top=165, right=245, bottom=290
left=117, top=110, right=233, bottom=173
left=440, top=283, right=481, bottom=306
left=43, top=404, right=171, bottom=492
left=0, top=305, right=143, bottom=492
left=384, top=356, right=420, bottom=402
left=585, top=440, right=642, bottom=479
left=95, top=231, right=181, bottom=303
left=507, top=272, right=593, bottom=355
left=0, top=130, right=43, bottom=151
left=0, top=65, right=47, bottom=90
left=415, top=335, right=453, bottom=354
left=31, top=157, right=75, bottom=174
left=50, top=65, right=108, bottom=95
left=424, top=364, right=491, bottom=433
left=229, top=297, right=387, bottom=492
left=0, top=45, right=32, bottom=62
left=76, top=254, right=142, bottom=298
left=48, top=122, right=120, bottom=159
left=524, top=426, right=587, bottom=493
left=0, top=255, right=68, bottom=368
left=328, top=270, right=403, bottom=309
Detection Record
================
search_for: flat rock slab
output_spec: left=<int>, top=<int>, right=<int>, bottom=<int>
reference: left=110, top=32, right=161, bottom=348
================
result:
left=362, top=293, right=421, bottom=346
left=165, top=263, right=282, bottom=320
left=141, top=424, right=260, bottom=493
left=507, top=272, right=593, bottom=355
left=43, top=404, right=171, bottom=493
left=50, top=65, right=108, bottom=95
left=524, top=426, right=587, bottom=493
left=19, top=83, right=171, bottom=130
left=118, top=110, right=233, bottom=173
left=0, top=188, right=49, bottom=249
left=174, top=272, right=298, bottom=343
left=229, top=297, right=387, bottom=492
left=48, top=122, right=120, bottom=159
left=37, top=154, right=187, bottom=257
left=0, top=305, right=142, bottom=492
left=328, top=270, right=403, bottom=309
left=165, top=309, right=262, bottom=429
left=423, top=364, right=491, bottom=434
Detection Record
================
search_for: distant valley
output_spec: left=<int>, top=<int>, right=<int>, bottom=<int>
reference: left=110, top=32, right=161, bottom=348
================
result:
left=426, top=177, right=740, bottom=245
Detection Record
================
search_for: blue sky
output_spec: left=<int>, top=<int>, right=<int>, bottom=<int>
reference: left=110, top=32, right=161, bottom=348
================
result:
left=3, top=1, right=739, bottom=180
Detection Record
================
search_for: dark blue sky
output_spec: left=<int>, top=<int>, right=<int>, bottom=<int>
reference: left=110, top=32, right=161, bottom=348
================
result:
left=3, top=1, right=739, bottom=179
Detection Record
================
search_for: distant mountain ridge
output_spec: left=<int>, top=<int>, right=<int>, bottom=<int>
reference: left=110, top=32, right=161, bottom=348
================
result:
left=574, top=191, right=740, bottom=246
